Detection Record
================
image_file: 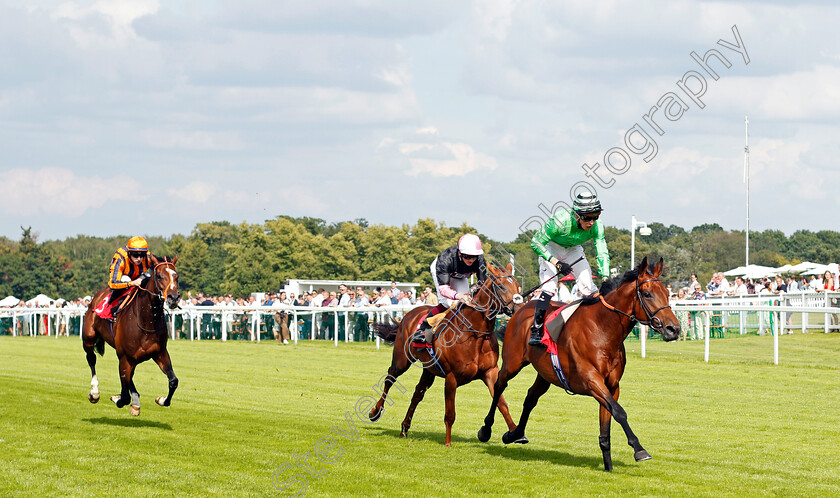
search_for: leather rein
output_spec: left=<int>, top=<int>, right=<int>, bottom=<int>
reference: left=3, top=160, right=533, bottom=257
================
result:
left=597, top=276, right=671, bottom=331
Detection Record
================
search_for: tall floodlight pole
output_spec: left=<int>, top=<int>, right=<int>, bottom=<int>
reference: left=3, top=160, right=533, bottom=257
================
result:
left=744, top=116, right=750, bottom=266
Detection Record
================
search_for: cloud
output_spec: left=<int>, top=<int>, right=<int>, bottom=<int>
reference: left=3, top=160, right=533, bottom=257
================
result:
left=0, top=167, right=144, bottom=217
left=140, top=128, right=245, bottom=151
left=715, top=65, right=840, bottom=121
left=168, top=181, right=321, bottom=209
left=168, top=181, right=219, bottom=204
left=378, top=127, right=499, bottom=177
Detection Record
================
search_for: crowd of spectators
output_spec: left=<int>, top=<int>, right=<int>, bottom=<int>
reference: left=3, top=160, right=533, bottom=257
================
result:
left=175, top=282, right=423, bottom=344
left=666, top=268, right=839, bottom=300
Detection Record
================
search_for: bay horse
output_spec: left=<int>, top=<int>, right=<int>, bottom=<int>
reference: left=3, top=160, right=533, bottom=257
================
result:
left=369, top=263, right=523, bottom=446
left=82, top=256, right=180, bottom=416
left=477, top=256, right=680, bottom=470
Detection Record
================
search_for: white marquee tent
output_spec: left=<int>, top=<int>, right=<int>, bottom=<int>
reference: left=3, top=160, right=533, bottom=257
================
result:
left=0, top=296, right=20, bottom=307
left=25, top=294, right=54, bottom=306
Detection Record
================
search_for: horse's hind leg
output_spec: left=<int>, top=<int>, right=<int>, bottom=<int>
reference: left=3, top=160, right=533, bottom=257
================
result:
left=153, top=350, right=178, bottom=407
left=502, top=374, right=550, bottom=445
left=442, top=373, right=458, bottom=447
left=111, top=356, right=140, bottom=416
left=83, top=339, right=100, bottom=403
left=368, top=342, right=412, bottom=422
left=400, top=370, right=435, bottom=437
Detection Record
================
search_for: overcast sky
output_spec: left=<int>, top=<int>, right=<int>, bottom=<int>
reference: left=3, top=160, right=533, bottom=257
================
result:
left=1, top=0, right=838, bottom=243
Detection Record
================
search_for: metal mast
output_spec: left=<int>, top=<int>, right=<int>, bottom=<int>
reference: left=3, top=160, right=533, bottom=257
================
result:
left=744, top=116, right=750, bottom=266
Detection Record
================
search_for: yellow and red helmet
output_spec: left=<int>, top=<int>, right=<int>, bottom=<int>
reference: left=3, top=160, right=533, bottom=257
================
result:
left=126, top=236, right=149, bottom=252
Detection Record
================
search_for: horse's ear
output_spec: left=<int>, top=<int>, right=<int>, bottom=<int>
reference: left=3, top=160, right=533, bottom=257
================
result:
left=172, top=255, right=178, bottom=265
left=150, top=255, right=160, bottom=266
left=653, top=257, right=664, bottom=277
left=638, top=256, right=649, bottom=274
left=506, top=262, right=513, bottom=274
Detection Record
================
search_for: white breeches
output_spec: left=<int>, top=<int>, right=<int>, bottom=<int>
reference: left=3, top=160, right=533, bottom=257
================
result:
left=538, top=243, right=597, bottom=297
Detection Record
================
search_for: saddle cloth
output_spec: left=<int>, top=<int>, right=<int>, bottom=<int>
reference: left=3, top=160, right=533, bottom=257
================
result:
left=540, top=299, right=582, bottom=354
left=93, top=295, right=111, bottom=319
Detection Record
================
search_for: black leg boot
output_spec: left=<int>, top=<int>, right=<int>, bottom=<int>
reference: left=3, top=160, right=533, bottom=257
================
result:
left=529, top=292, right=552, bottom=346
left=413, top=319, right=432, bottom=347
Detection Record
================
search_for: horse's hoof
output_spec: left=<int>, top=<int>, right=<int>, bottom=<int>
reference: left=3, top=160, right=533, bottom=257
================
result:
left=129, top=405, right=140, bottom=417
left=477, top=426, right=491, bottom=443
left=89, top=393, right=100, bottom=403
left=399, top=431, right=407, bottom=438
left=369, top=408, right=382, bottom=422
left=634, top=449, right=652, bottom=461
left=110, top=395, right=121, bottom=405
left=513, top=435, right=529, bottom=444
left=502, top=431, right=519, bottom=445
left=155, top=397, right=167, bottom=407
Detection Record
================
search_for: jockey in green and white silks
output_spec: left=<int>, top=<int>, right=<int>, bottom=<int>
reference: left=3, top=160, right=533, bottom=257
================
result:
left=529, top=192, right=610, bottom=346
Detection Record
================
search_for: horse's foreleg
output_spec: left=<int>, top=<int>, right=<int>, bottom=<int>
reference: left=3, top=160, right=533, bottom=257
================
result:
left=502, top=374, right=550, bottom=445
left=478, top=359, right=524, bottom=442
left=590, top=382, right=649, bottom=469
left=443, top=373, right=458, bottom=447
left=480, top=369, right=517, bottom=436
left=153, top=350, right=178, bottom=407
left=400, top=370, right=436, bottom=437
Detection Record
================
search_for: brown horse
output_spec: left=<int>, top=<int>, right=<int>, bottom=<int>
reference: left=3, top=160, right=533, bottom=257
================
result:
left=369, top=263, right=523, bottom=446
left=477, top=256, right=680, bottom=470
left=82, top=256, right=180, bottom=416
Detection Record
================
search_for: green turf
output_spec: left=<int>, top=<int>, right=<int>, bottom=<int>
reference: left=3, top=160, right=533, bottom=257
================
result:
left=1, top=334, right=839, bottom=497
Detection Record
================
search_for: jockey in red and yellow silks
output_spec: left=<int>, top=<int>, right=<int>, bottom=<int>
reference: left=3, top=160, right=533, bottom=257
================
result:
left=102, top=236, right=154, bottom=320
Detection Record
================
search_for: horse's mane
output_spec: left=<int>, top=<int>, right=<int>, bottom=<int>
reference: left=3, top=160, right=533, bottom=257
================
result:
left=580, top=268, right=639, bottom=305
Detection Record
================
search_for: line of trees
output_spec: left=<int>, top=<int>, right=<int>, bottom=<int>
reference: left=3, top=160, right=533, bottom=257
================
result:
left=1, top=216, right=838, bottom=301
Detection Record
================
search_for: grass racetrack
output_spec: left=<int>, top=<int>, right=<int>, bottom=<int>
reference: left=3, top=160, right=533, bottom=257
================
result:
left=2, top=334, right=839, bottom=497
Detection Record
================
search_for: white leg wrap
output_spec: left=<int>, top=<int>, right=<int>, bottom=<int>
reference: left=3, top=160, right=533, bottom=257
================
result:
left=90, top=375, right=99, bottom=394
left=130, top=392, right=140, bottom=408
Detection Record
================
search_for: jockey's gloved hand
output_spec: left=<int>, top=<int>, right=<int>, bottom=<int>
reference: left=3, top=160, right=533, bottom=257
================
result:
left=458, top=294, right=473, bottom=306
left=555, top=261, right=574, bottom=276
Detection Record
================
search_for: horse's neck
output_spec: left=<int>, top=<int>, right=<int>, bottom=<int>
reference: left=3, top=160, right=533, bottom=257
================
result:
left=472, top=285, right=499, bottom=320
left=594, top=283, right=638, bottom=343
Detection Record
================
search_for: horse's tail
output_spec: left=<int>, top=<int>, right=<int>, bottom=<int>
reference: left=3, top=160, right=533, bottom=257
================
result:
left=95, top=335, right=105, bottom=356
left=372, top=314, right=400, bottom=343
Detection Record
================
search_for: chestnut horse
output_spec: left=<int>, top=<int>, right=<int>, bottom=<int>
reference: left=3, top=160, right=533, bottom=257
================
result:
left=477, top=257, right=680, bottom=470
left=370, top=263, right=523, bottom=446
left=82, top=256, right=180, bottom=416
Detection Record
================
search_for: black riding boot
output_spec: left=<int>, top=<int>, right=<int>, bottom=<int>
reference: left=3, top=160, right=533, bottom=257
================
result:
left=529, top=292, right=552, bottom=346
left=413, top=319, right=433, bottom=347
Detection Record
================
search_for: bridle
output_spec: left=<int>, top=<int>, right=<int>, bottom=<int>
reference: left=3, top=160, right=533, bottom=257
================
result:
left=137, top=262, right=177, bottom=303
left=598, top=275, right=671, bottom=331
left=476, top=267, right=521, bottom=319
left=132, top=262, right=178, bottom=333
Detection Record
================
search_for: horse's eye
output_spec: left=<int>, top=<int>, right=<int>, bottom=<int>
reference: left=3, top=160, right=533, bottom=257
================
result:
left=643, top=291, right=653, bottom=299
